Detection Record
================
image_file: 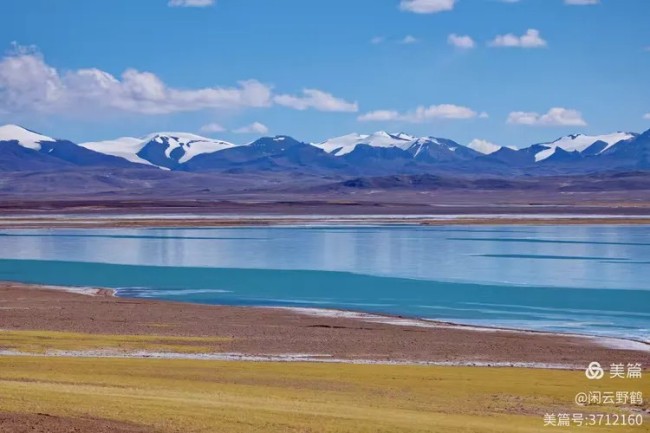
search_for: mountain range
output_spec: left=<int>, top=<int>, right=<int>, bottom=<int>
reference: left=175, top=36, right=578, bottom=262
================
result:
left=0, top=124, right=648, bottom=178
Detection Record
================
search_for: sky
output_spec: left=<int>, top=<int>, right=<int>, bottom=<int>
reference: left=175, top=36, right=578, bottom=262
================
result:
left=0, top=0, right=649, bottom=148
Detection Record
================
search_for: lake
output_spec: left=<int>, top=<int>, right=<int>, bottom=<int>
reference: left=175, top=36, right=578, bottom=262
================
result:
left=1, top=224, right=649, bottom=341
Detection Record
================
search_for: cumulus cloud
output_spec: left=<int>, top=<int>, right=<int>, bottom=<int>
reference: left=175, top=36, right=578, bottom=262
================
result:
left=233, top=122, right=269, bottom=134
left=0, top=48, right=271, bottom=115
left=199, top=122, right=226, bottom=133
left=643, top=113, right=650, bottom=120
left=168, top=0, right=215, bottom=7
left=507, top=107, right=587, bottom=126
left=274, top=89, right=358, bottom=112
left=0, top=46, right=355, bottom=117
left=399, top=0, right=456, bottom=14
left=467, top=139, right=504, bottom=155
left=565, top=0, right=599, bottom=5
left=489, top=29, right=547, bottom=48
left=448, top=34, right=475, bottom=49
left=357, top=110, right=402, bottom=122
left=358, top=104, right=480, bottom=123
left=370, top=36, right=385, bottom=45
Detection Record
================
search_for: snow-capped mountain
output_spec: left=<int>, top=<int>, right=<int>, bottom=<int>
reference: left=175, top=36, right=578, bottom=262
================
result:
left=313, top=132, right=481, bottom=174
left=148, top=133, right=236, bottom=164
left=0, top=124, right=56, bottom=150
left=1, top=124, right=649, bottom=175
left=406, top=137, right=479, bottom=162
left=81, top=132, right=237, bottom=170
left=0, top=125, right=144, bottom=170
left=534, top=132, right=636, bottom=162
left=0, top=125, right=69, bottom=171
left=314, top=131, right=479, bottom=165
left=314, top=131, right=415, bottom=156
left=182, top=135, right=350, bottom=173
left=597, top=129, right=650, bottom=169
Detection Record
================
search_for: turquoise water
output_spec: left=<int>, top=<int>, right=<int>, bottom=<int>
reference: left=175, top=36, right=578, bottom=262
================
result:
left=0, top=225, right=649, bottom=341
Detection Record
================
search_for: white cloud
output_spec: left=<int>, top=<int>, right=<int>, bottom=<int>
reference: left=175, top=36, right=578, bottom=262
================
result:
left=0, top=46, right=356, bottom=117
left=400, top=35, right=419, bottom=44
left=357, top=110, right=402, bottom=122
left=403, top=104, right=480, bottom=121
left=358, top=104, right=480, bottom=123
left=643, top=113, right=650, bottom=120
left=565, top=0, right=599, bottom=5
left=489, top=29, right=547, bottom=48
left=447, top=34, right=475, bottom=49
left=371, top=35, right=419, bottom=45
left=274, top=89, right=358, bottom=112
left=507, top=107, right=587, bottom=126
left=399, top=0, right=456, bottom=14
left=467, top=139, right=503, bottom=155
left=234, top=122, right=269, bottom=134
left=168, top=0, right=214, bottom=7
left=199, top=122, right=226, bottom=133
left=0, top=48, right=271, bottom=115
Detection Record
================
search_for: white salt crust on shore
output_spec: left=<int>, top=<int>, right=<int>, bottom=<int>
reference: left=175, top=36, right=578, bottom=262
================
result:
left=20, top=285, right=650, bottom=354
left=34, top=285, right=115, bottom=297
left=275, top=307, right=650, bottom=353
left=0, top=349, right=581, bottom=370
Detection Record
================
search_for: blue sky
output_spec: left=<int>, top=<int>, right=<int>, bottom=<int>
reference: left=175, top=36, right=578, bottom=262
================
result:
left=0, top=0, right=648, bottom=148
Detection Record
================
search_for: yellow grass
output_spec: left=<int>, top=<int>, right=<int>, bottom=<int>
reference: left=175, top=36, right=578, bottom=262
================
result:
left=0, top=355, right=647, bottom=433
left=0, top=330, right=230, bottom=354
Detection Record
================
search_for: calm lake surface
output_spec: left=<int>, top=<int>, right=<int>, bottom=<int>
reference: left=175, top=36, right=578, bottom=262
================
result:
left=1, top=225, right=649, bottom=341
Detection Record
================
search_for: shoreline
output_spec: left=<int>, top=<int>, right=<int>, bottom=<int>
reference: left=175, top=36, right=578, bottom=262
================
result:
left=2, top=282, right=649, bottom=368
left=21, top=282, right=650, bottom=352
left=34, top=283, right=650, bottom=351
left=2, top=213, right=650, bottom=228
left=266, top=307, right=650, bottom=352
left=37, top=285, right=117, bottom=297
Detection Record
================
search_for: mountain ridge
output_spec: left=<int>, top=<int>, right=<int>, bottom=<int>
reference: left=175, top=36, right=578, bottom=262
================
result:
left=1, top=124, right=648, bottom=176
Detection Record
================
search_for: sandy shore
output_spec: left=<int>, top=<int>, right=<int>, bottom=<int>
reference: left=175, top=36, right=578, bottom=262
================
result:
left=1, top=282, right=648, bottom=367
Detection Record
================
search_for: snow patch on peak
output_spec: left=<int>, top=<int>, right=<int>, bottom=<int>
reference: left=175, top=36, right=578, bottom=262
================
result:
left=367, top=131, right=413, bottom=144
left=143, top=132, right=237, bottom=163
left=394, top=132, right=416, bottom=141
left=80, top=137, right=153, bottom=166
left=315, top=131, right=426, bottom=156
left=81, top=132, right=237, bottom=167
left=146, top=131, right=215, bottom=142
left=407, top=137, right=445, bottom=158
left=0, top=124, right=56, bottom=150
left=535, top=132, right=635, bottom=162
left=313, top=133, right=370, bottom=156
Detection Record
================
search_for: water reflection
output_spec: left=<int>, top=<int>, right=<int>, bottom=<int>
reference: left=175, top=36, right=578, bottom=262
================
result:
left=0, top=225, right=648, bottom=290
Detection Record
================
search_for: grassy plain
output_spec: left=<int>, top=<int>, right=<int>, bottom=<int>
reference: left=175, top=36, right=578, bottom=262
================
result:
left=0, top=354, right=648, bottom=433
